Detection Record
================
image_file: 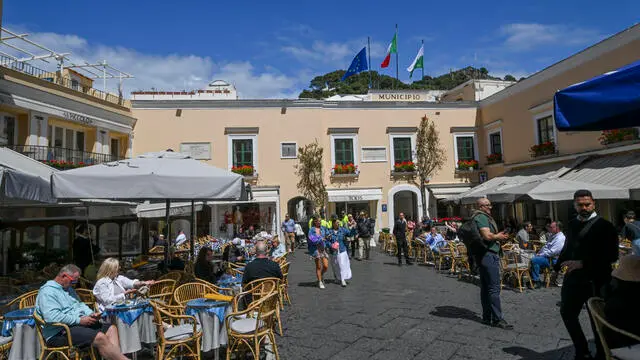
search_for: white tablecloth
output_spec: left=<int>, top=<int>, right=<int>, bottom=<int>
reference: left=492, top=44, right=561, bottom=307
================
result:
left=8, top=323, right=39, bottom=360
left=111, top=312, right=156, bottom=354
left=190, top=305, right=230, bottom=352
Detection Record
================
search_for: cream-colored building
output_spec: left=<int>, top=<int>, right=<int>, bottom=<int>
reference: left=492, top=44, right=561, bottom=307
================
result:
left=131, top=23, right=640, bottom=233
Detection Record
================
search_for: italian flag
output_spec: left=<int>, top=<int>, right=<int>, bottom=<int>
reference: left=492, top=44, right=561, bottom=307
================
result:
left=380, top=33, right=397, bottom=68
left=407, top=44, right=424, bottom=78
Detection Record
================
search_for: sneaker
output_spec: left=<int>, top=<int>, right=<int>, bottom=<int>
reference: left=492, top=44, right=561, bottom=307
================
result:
left=492, top=320, right=513, bottom=330
left=341, top=280, right=347, bottom=287
left=318, top=281, right=325, bottom=289
left=405, top=260, right=414, bottom=265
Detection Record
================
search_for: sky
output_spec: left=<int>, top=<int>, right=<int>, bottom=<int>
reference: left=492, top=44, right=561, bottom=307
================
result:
left=2, top=0, right=639, bottom=98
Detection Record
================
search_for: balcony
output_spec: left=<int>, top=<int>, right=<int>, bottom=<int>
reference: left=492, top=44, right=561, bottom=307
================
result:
left=0, top=55, right=131, bottom=108
left=3, top=145, right=124, bottom=170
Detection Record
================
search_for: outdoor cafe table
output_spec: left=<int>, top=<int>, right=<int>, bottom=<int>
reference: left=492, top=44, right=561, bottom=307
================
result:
left=185, top=298, right=231, bottom=358
left=2, top=307, right=39, bottom=360
left=217, top=274, right=243, bottom=295
left=104, top=300, right=155, bottom=357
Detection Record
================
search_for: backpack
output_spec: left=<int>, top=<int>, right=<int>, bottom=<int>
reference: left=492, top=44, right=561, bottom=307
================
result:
left=357, top=219, right=371, bottom=237
left=457, top=212, right=489, bottom=259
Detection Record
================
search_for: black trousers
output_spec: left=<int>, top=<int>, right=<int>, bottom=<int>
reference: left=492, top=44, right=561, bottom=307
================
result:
left=560, top=270, right=605, bottom=357
left=396, top=237, right=410, bottom=262
left=478, top=252, right=502, bottom=323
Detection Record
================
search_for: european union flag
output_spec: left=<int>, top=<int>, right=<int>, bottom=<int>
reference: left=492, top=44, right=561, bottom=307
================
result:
left=341, top=47, right=368, bottom=81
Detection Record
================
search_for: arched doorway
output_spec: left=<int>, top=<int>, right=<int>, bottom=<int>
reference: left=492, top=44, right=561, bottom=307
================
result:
left=287, top=197, right=313, bottom=223
left=387, top=185, right=423, bottom=229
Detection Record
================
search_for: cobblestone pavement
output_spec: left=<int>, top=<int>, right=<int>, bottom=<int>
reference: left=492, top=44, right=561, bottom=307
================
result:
left=277, top=248, right=596, bottom=360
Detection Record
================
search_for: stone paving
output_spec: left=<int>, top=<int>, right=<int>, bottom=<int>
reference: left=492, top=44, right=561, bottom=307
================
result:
left=277, top=248, right=597, bottom=360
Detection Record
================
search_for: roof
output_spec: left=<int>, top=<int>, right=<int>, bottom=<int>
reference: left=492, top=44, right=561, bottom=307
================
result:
left=560, top=151, right=640, bottom=197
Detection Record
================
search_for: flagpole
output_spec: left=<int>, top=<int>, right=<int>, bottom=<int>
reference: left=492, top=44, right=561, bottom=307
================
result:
left=368, top=37, right=372, bottom=89
left=395, top=24, right=399, bottom=87
left=421, top=39, right=425, bottom=80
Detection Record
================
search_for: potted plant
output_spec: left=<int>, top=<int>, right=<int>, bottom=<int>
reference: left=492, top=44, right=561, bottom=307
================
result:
left=393, top=161, right=416, bottom=173
left=457, top=159, right=478, bottom=170
left=529, top=141, right=556, bottom=157
left=486, top=153, right=502, bottom=164
left=598, top=128, right=639, bottom=145
left=231, top=165, right=254, bottom=176
left=332, top=163, right=358, bottom=175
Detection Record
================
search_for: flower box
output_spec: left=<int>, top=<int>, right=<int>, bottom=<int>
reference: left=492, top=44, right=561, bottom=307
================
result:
left=599, top=128, right=639, bottom=146
left=393, top=161, right=416, bottom=173
left=40, top=160, right=89, bottom=170
left=457, top=159, right=478, bottom=170
left=529, top=142, right=556, bottom=158
left=486, top=153, right=502, bottom=164
left=231, top=165, right=254, bottom=176
left=332, top=163, right=358, bottom=175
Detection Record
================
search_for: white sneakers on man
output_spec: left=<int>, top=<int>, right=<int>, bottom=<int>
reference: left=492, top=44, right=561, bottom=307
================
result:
left=318, top=280, right=325, bottom=289
left=341, top=279, right=347, bottom=287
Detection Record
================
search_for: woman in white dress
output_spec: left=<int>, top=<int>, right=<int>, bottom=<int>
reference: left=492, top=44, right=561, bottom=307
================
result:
left=327, top=220, right=352, bottom=287
left=93, top=258, right=154, bottom=312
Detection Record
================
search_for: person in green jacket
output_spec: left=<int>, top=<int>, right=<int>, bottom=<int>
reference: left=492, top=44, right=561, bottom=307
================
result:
left=35, top=264, right=127, bottom=360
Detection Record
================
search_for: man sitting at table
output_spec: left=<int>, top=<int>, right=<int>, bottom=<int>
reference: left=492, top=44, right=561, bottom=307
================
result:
left=529, top=221, right=565, bottom=289
left=269, top=236, right=287, bottom=259
left=424, top=227, right=446, bottom=253
left=223, top=238, right=245, bottom=263
left=242, top=241, right=283, bottom=285
left=36, top=264, right=127, bottom=360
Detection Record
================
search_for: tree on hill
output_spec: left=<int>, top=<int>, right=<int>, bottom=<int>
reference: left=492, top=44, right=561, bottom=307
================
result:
left=503, top=74, right=517, bottom=82
left=298, top=66, right=505, bottom=99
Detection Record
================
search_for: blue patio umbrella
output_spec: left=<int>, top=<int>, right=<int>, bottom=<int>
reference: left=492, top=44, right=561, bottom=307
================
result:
left=554, top=59, right=640, bottom=131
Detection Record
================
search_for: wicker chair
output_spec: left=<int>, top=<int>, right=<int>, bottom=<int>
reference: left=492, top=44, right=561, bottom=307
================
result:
left=225, top=291, right=280, bottom=360
left=19, top=291, right=38, bottom=309
left=587, top=297, right=640, bottom=360
left=501, top=251, right=532, bottom=292
left=77, top=277, right=94, bottom=290
left=435, top=242, right=455, bottom=273
left=279, top=262, right=291, bottom=307
left=33, top=311, right=97, bottom=360
left=453, top=243, right=470, bottom=278
left=158, top=271, right=183, bottom=284
left=1, top=290, right=38, bottom=315
left=386, top=234, right=397, bottom=256
left=192, top=278, right=233, bottom=296
left=241, top=277, right=282, bottom=335
left=150, top=301, right=202, bottom=360
left=148, top=279, right=177, bottom=304
left=173, top=282, right=218, bottom=306
left=0, top=337, right=11, bottom=360
left=74, top=289, right=96, bottom=309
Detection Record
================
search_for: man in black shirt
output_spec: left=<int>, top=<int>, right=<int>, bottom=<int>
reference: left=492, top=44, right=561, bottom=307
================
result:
left=242, top=241, right=283, bottom=285
left=393, top=212, right=412, bottom=265
left=621, top=211, right=640, bottom=255
left=555, top=190, right=618, bottom=360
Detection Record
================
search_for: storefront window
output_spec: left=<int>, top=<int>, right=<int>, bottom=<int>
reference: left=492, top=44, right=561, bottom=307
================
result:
left=24, top=226, right=45, bottom=247
left=99, top=223, right=119, bottom=255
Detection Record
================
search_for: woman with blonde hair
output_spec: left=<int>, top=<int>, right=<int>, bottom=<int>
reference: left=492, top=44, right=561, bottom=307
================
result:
left=93, top=258, right=154, bottom=312
left=308, top=217, right=330, bottom=289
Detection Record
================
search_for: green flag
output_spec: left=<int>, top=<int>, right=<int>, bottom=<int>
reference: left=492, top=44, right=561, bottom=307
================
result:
left=407, top=45, right=424, bottom=78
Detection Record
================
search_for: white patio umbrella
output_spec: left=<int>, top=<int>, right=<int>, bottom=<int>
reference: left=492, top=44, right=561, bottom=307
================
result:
left=486, top=178, right=629, bottom=202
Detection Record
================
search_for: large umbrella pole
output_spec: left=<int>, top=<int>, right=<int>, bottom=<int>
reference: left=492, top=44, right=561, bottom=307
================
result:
left=165, top=199, right=171, bottom=265
left=190, top=200, right=196, bottom=260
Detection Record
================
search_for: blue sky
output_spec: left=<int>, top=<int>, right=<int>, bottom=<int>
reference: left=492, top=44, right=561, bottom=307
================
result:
left=2, top=0, right=639, bottom=98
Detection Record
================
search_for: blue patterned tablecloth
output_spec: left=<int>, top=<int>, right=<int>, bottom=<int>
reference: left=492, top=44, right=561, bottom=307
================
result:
left=104, top=301, right=153, bottom=326
left=185, top=298, right=228, bottom=324
left=1, top=308, right=34, bottom=337
left=217, top=274, right=243, bottom=287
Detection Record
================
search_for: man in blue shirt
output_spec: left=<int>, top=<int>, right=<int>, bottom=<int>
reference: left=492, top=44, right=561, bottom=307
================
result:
left=529, top=221, right=566, bottom=289
left=424, top=227, right=446, bottom=252
left=281, top=214, right=296, bottom=254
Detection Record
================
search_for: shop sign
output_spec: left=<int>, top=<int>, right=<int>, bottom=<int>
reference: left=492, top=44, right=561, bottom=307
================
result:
left=62, top=111, right=93, bottom=125
left=348, top=195, right=364, bottom=201
left=180, top=142, right=211, bottom=160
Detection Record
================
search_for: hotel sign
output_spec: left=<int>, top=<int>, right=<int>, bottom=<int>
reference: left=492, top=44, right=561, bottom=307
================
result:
left=63, top=111, right=93, bottom=125
left=371, top=92, right=431, bottom=102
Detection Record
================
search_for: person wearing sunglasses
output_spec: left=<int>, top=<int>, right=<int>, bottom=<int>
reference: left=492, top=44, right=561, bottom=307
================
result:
left=36, top=264, right=128, bottom=360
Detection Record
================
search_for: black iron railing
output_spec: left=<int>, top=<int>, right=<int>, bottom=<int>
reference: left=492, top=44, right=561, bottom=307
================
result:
left=3, top=145, right=123, bottom=166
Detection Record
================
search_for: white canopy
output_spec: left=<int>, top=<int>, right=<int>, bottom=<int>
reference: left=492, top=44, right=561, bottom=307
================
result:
left=486, top=178, right=629, bottom=202
left=52, top=151, right=246, bottom=201
left=0, top=167, right=55, bottom=203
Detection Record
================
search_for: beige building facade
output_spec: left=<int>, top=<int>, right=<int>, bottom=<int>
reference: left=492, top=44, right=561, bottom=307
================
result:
left=131, top=23, right=640, bottom=233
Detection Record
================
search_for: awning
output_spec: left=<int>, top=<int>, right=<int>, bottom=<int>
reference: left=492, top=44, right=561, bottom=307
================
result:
left=560, top=151, right=640, bottom=200
left=455, top=161, right=574, bottom=204
left=137, top=202, right=204, bottom=218
left=429, top=186, right=472, bottom=201
left=208, top=187, right=279, bottom=205
left=487, top=179, right=628, bottom=202
left=327, top=188, right=383, bottom=202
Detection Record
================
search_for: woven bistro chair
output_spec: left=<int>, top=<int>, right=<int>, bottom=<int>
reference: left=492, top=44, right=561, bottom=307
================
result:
left=148, top=279, right=177, bottom=304
left=587, top=297, right=640, bottom=360
left=435, top=242, right=455, bottom=273
left=279, top=262, right=291, bottom=307
left=33, top=310, right=97, bottom=360
left=386, top=234, right=397, bottom=256
left=74, top=289, right=96, bottom=309
left=192, top=278, right=233, bottom=295
left=0, top=337, right=11, bottom=360
left=158, top=271, right=183, bottom=284
left=453, top=243, right=470, bottom=278
left=77, top=277, right=94, bottom=290
left=173, top=282, right=219, bottom=306
left=2, top=290, right=38, bottom=315
left=501, top=251, right=532, bottom=292
left=150, top=301, right=202, bottom=360
left=18, top=291, right=38, bottom=309
left=242, top=277, right=282, bottom=335
left=225, top=291, right=280, bottom=360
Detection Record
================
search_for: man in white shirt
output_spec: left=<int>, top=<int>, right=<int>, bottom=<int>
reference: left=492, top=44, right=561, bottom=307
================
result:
left=529, top=221, right=566, bottom=289
left=175, top=230, right=187, bottom=246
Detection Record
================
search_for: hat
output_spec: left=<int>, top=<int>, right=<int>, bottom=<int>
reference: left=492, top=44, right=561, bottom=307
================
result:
left=612, top=255, right=640, bottom=282
left=232, top=238, right=241, bottom=245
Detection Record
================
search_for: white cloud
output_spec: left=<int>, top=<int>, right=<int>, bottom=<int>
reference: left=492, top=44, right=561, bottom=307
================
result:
left=1, top=26, right=301, bottom=99
left=282, top=39, right=385, bottom=67
left=500, top=23, right=604, bottom=51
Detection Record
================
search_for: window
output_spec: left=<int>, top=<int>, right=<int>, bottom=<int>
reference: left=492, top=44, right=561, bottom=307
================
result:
left=361, top=147, right=387, bottom=162
left=0, top=115, right=16, bottom=146
left=456, top=136, right=475, bottom=161
left=334, top=138, right=354, bottom=165
left=489, top=131, right=502, bottom=155
left=48, top=125, right=85, bottom=151
left=280, top=142, right=297, bottom=159
left=393, top=137, right=412, bottom=163
left=110, top=138, right=120, bottom=158
left=233, top=139, right=253, bottom=167
left=536, top=115, right=555, bottom=144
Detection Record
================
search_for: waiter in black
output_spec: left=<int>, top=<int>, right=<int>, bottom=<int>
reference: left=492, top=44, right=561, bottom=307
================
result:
left=555, top=190, right=618, bottom=360
left=393, top=212, right=413, bottom=265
